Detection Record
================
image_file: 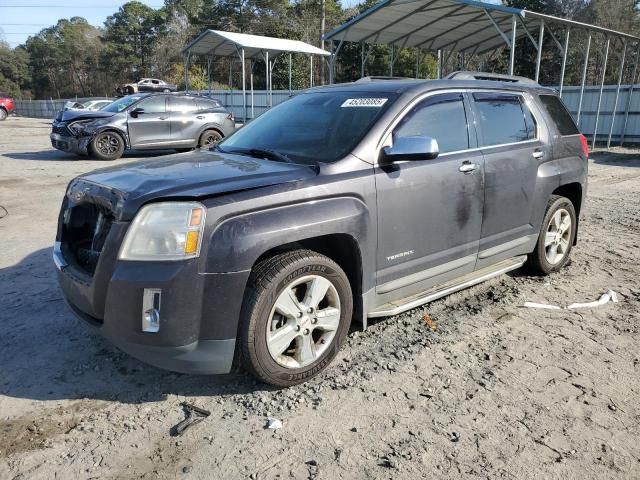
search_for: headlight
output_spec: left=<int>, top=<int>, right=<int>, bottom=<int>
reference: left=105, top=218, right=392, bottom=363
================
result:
left=119, top=202, right=206, bottom=261
left=68, top=119, right=97, bottom=136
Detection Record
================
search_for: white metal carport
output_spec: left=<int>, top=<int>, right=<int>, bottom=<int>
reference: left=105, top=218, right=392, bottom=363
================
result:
left=182, top=30, right=330, bottom=122
left=324, top=0, right=640, bottom=148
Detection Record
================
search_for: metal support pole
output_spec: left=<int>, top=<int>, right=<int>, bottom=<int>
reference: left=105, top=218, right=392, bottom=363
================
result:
left=250, top=61, right=255, bottom=119
left=184, top=52, right=191, bottom=93
left=437, top=49, right=442, bottom=78
left=361, top=42, right=365, bottom=78
left=207, top=56, right=212, bottom=94
left=577, top=33, right=591, bottom=126
left=415, top=48, right=420, bottom=78
left=269, top=59, right=274, bottom=107
left=621, top=42, right=640, bottom=145
left=593, top=38, right=610, bottom=149
left=329, top=37, right=345, bottom=84
left=289, top=53, right=292, bottom=95
left=310, top=55, right=314, bottom=87
left=241, top=48, right=246, bottom=123
left=265, top=50, right=269, bottom=106
left=608, top=41, right=627, bottom=149
left=389, top=44, right=394, bottom=76
left=509, top=14, right=517, bottom=75
left=559, top=28, right=570, bottom=97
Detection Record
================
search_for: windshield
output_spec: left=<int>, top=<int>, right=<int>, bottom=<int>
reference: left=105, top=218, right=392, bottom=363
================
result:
left=219, top=91, right=398, bottom=164
left=102, top=94, right=146, bottom=113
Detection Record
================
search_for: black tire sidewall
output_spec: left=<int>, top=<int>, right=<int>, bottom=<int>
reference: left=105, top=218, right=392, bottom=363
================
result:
left=534, top=197, right=576, bottom=274
left=243, top=254, right=352, bottom=386
left=91, top=132, right=124, bottom=161
left=0, top=109, right=7, bottom=120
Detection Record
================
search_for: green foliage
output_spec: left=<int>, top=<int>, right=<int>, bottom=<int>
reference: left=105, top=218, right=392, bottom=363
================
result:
left=3, top=0, right=639, bottom=98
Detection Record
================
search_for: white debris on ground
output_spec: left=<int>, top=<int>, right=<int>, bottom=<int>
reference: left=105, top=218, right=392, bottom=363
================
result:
left=524, top=289, right=620, bottom=310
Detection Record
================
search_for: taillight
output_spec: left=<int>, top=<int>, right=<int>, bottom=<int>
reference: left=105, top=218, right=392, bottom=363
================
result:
left=226, top=112, right=233, bottom=121
left=579, top=134, right=589, bottom=158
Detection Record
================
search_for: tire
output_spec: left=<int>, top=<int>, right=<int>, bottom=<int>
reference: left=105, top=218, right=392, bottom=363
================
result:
left=163, top=88, right=171, bottom=93
left=0, top=108, right=7, bottom=121
left=126, top=86, right=135, bottom=95
left=198, top=129, right=223, bottom=149
left=527, top=195, right=577, bottom=275
left=90, top=131, right=125, bottom=161
left=239, top=250, right=353, bottom=387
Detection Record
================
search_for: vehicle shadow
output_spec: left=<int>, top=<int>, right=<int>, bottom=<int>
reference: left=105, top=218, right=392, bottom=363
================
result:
left=0, top=247, right=267, bottom=405
left=591, top=150, right=640, bottom=167
left=4, top=149, right=189, bottom=162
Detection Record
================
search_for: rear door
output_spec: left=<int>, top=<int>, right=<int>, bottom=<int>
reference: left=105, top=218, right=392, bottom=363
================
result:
left=471, top=91, right=551, bottom=268
left=168, top=96, right=202, bottom=146
left=127, top=95, right=170, bottom=147
left=375, top=92, right=484, bottom=301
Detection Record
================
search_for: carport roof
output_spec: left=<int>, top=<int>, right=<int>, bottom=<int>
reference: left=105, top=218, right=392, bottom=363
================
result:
left=183, top=30, right=330, bottom=59
left=323, top=0, right=639, bottom=54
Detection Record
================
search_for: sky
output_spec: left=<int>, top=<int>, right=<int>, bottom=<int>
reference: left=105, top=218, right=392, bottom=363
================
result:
left=0, top=0, right=364, bottom=48
left=0, top=0, right=164, bottom=47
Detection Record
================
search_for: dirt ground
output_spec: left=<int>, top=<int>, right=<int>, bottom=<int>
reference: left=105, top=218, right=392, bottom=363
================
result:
left=1, top=116, right=639, bottom=480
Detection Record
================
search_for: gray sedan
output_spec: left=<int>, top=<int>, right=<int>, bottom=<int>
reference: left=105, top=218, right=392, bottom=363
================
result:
left=50, top=93, right=236, bottom=160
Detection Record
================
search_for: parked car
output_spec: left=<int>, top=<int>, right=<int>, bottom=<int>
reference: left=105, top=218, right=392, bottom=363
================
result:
left=0, top=92, right=15, bottom=120
left=54, top=72, right=588, bottom=387
left=50, top=93, right=235, bottom=160
left=116, top=78, right=177, bottom=95
left=64, top=99, right=115, bottom=112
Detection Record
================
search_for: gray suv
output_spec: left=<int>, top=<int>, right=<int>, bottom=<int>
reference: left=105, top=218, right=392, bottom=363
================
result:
left=50, top=93, right=235, bottom=160
left=54, top=72, right=588, bottom=386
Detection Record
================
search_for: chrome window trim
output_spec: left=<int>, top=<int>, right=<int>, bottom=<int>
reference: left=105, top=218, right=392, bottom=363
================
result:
left=377, top=88, right=543, bottom=161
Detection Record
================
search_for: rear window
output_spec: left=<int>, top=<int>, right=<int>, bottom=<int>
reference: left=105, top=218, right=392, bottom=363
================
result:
left=538, top=94, right=579, bottom=136
left=473, top=93, right=536, bottom=146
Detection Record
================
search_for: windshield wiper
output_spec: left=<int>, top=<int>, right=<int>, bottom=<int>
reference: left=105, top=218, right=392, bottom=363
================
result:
left=223, top=147, right=294, bottom=164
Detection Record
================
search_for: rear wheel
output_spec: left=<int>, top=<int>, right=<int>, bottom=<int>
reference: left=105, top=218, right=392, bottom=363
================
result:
left=239, top=250, right=353, bottom=387
left=198, top=129, right=223, bottom=149
left=527, top=195, right=576, bottom=275
left=0, top=108, right=7, bottom=121
left=91, top=131, right=125, bottom=161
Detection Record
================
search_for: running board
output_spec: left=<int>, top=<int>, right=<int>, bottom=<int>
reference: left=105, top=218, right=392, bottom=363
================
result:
left=367, top=256, right=527, bottom=318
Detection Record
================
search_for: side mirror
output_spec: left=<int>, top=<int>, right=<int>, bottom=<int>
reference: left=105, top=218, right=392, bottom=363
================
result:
left=382, top=136, right=439, bottom=162
left=130, top=107, right=145, bottom=118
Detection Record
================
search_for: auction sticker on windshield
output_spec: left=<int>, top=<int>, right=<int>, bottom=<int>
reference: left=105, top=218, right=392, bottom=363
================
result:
left=341, top=98, right=388, bottom=107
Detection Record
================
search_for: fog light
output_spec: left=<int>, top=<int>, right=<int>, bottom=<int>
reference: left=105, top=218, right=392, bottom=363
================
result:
left=142, top=288, right=161, bottom=333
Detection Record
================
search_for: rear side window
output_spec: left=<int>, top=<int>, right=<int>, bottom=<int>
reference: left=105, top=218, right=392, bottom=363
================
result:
left=168, top=96, right=199, bottom=113
left=473, top=93, right=536, bottom=146
left=394, top=93, right=469, bottom=154
left=538, top=94, right=579, bottom=136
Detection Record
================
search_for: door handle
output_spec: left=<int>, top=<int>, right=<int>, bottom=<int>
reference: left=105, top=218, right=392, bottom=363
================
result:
left=532, top=150, right=545, bottom=159
left=196, top=115, right=205, bottom=119
left=459, top=162, right=478, bottom=174
left=159, top=116, right=169, bottom=120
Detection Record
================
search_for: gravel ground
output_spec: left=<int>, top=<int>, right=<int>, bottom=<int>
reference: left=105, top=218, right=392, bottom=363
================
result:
left=1, top=116, right=639, bottom=479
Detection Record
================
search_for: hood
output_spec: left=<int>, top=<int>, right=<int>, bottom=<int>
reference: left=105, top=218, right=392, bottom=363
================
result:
left=67, top=150, right=318, bottom=221
left=56, top=109, right=116, bottom=123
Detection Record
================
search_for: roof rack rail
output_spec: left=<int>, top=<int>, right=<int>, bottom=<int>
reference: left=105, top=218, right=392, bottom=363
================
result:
left=445, top=71, right=538, bottom=84
left=354, top=76, right=414, bottom=83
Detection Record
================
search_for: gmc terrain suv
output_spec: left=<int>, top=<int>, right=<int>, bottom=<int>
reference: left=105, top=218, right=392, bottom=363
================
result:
left=50, top=93, right=235, bottom=160
left=54, top=72, right=588, bottom=387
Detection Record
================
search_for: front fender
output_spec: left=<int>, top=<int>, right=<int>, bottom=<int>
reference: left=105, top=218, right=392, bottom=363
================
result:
left=203, top=196, right=370, bottom=274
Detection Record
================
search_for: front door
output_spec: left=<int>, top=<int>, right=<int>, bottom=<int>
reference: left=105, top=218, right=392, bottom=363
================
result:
left=127, top=95, right=170, bottom=148
left=469, top=92, right=550, bottom=268
left=375, top=92, right=484, bottom=301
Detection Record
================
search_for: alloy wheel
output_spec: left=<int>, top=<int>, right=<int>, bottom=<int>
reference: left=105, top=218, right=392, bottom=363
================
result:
left=266, top=275, right=341, bottom=369
left=544, top=208, right=572, bottom=265
left=95, top=134, right=120, bottom=155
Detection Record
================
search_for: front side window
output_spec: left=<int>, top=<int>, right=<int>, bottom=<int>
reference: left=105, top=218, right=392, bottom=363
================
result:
left=102, top=94, right=146, bottom=113
left=393, top=93, right=469, bottom=154
left=137, top=95, right=166, bottom=114
left=219, top=91, right=398, bottom=164
left=473, top=93, right=536, bottom=146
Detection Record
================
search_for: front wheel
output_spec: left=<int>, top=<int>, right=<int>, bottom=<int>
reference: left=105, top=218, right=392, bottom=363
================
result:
left=527, top=195, right=576, bottom=275
left=0, top=108, right=7, bottom=121
left=239, top=250, right=353, bottom=387
left=90, top=131, right=125, bottom=161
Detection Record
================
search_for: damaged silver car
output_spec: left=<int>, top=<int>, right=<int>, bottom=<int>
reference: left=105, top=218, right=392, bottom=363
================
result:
left=50, top=93, right=235, bottom=160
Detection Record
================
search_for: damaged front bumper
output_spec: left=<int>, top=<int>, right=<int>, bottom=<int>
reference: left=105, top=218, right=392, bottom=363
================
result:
left=50, top=132, right=92, bottom=155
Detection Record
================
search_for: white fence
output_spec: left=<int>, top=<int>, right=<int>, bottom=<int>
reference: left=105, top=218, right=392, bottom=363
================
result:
left=13, top=85, right=640, bottom=145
